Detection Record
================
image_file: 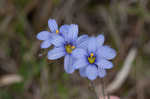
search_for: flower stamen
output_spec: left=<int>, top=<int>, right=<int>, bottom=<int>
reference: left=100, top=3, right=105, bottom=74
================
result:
left=88, top=53, right=96, bottom=64
left=71, top=46, right=75, bottom=49
left=65, top=44, right=76, bottom=54
left=90, top=53, right=94, bottom=57
left=56, top=30, right=59, bottom=34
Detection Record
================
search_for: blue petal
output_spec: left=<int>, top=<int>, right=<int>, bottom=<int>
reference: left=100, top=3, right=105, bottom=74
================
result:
left=48, top=19, right=58, bottom=33
left=36, top=31, right=51, bottom=40
left=64, top=55, right=75, bottom=74
left=72, top=48, right=87, bottom=58
left=96, top=34, right=104, bottom=48
left=48, top=47, right=65, bottom=60
left=77, top=34, right=88, bottom=45
left=73, top=58, right=88, bottom=69
left=86, top=64, right=98, bottom=80
left=59, top=25, right=70, bottom=40
left=67, top=24, right=78, bottom=42
left=77, top=40, right=88, bottom=50
left=98, top=68, right=106, bottom=78
left=97, top=45, right=116, bottom=60
left=96, top=59, right=113, bottom=69
left=41, top=39, right=52, bottom=48
left=77, top=35, right=89, bottom=49
left=88, top=37, right=97, bottom=53
left=51, top=34, right=65, bottom=47
left=79, top=67, right=87, bottom=77
left=59, top=25, right=70, bottom=34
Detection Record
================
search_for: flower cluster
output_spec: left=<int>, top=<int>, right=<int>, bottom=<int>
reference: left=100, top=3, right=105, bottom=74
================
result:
left=37, top=19, right=116, bottom=80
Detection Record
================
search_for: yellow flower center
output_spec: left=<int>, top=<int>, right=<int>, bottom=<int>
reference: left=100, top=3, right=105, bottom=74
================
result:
left=88, top=53, right=96, bottom=64
left=56, top=30, right=59, bottom=34
left=65, top=44, right=75, bottom=54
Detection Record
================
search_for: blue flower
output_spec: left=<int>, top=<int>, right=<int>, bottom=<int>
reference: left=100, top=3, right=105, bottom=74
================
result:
left=47, top=24, right=89, bottom=74
left=72, top=35, right=116, bottom=80
left=36, top=19, right=69, bottom=48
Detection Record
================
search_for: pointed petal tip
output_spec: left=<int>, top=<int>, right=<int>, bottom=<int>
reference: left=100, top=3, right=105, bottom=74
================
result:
left=36, top=31, right=51, bottom=40
left=86, top=65, right=98, bottom=80
left=97, top=46, right=117, bottom=60
left=88, top=37, right=97, bottom=53
left=67, top=24, right=79, bottom=42
left=48, top=19, right=58, bottom=33
left=40, top=40, right=52, bottom=48
left=96, top=34, right=105, bottom=47
left=98, top=68, right=107, bottom=78
left=79, top=67, right=87, bottom=77
left=64, top=55, right=75, bottom=74
left=47, top=47, right=65, bottom=60
left=96, top=59, right=114, bottom=69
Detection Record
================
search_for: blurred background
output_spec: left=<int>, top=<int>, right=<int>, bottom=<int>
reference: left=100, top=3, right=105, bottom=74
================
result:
left=0, top=0, right=150, bottom=99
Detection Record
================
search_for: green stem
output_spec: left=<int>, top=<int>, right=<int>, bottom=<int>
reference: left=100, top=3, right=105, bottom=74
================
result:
left=102, top=79, right=106, bottom=99
left=91, top=81, right=99, bottom=99
left=107, top=94, right=110, bottom=99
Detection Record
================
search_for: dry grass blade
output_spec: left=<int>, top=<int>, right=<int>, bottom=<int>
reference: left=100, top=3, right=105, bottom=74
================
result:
left=0, top=74, right=23, bottom=87
left=106, top=48, right=137, bottom=93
